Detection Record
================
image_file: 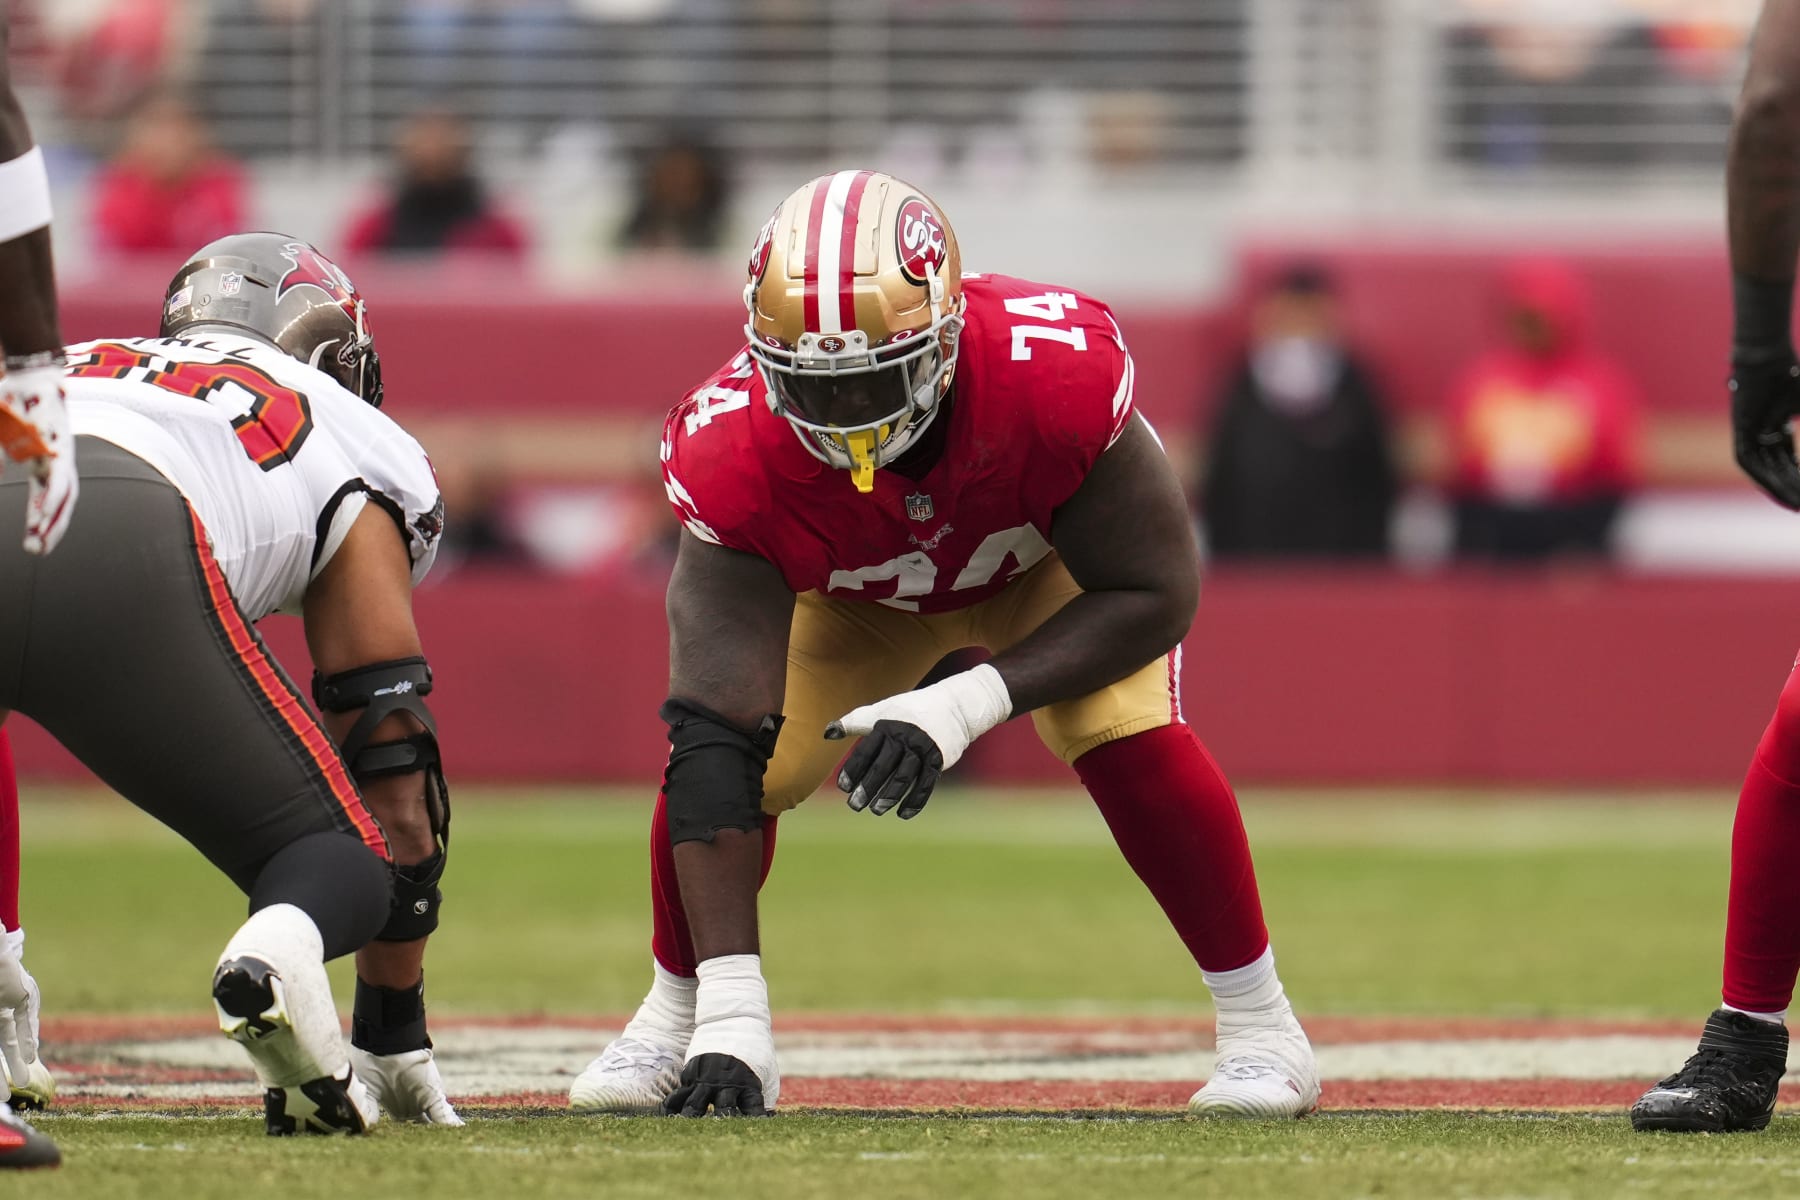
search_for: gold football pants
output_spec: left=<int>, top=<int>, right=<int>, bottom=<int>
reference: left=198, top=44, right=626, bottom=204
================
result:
left=762, top=552, right=1183, bottom=813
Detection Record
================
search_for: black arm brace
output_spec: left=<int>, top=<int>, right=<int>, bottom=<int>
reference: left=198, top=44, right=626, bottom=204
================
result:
left=661, top=698, right=783, bottom=846
left=314, top=657, right=450, bottom=942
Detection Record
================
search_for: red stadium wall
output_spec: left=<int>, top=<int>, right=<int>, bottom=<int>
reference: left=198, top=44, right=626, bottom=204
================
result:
left=25, top=239, right=1785, bottom=789
left=5, top=568, right=1788, bottom=789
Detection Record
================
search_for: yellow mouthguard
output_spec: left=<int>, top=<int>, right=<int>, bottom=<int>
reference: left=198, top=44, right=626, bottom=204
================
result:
left=845, top=429, right=879, bottom=493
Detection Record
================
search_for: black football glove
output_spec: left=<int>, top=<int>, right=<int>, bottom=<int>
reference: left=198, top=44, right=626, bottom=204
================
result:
left=663, top=1053, right=769, bottom=1118
left=1731, top=350, right=1800, bottom=510
left=825, top=718, right=943, bottom=820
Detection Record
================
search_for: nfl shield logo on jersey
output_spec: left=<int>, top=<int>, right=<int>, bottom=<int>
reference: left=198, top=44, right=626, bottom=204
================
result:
left=905, top=492, right=934, bottom=522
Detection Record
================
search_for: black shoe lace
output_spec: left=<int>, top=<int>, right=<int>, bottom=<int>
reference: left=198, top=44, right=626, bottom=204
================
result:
left=1659, top=1046, right=1754, bottom=1093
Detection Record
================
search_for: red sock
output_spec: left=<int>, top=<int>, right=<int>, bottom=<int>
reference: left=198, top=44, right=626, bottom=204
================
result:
left=0, top=730, right=18, bottom=932
left=1723, top=667, right=1800, bottom=1013
left=1074, top=724, right=1269, bottom=974
left=649, top=789, right=778, bottom=977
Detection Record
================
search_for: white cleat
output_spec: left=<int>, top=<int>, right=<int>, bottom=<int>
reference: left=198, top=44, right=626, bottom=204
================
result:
left=212, top=905, right=374, bottom=1136
left=1189, top=1004, right=1321, bottom=1119
left=571, top=964, right=696, bottom=1114
left=570, top=1031, right=687, bottom=1114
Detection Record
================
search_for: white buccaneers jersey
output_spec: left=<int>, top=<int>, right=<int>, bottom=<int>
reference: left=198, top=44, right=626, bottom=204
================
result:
left=63, top=333, right=443, bottom=621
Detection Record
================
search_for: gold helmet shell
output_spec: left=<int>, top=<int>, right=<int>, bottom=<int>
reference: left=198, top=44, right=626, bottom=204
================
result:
left=744, top=170, right=965, bottom=492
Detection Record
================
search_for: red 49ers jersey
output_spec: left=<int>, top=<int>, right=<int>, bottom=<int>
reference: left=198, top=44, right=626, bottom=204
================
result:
left=662, top=273, right=1135, bottom=613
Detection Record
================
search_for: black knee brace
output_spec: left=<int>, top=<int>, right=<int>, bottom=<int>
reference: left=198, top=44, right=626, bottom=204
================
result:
left=378, top=847, right=446, bottom=942
left=314, top=657, right=451, bottom=941
left=662, top=698, right=783, bottom=845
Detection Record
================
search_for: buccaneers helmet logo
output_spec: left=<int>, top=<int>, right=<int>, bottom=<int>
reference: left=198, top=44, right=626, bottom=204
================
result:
left=279, top=242, right=364, bottom=326
left=895, top=198, right=947, bottom=284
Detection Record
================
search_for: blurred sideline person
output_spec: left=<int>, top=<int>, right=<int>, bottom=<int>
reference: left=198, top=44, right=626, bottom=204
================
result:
left=0, top=233, right=461, bottom=1136
left=90, top=92, right=247, bottom=255
left=0, top=6, right=76, bottom=1168
left=1634, top=0, right=1800, bottom=1135
left=344, top=108, right=526, bottom=260
left=1199, top=264, right=1397, bottom=561
left=1444, top=258, right=1642, bottom=562
left=617, top=129, right=731, bottom=254
left=570, top=171, right=1320, bottom=1119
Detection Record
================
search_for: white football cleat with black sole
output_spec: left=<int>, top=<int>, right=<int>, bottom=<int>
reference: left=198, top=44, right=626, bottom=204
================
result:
left=1189, top=1004, right=1321, bottom=1119
left=212, top=905, right=376, bottom=1136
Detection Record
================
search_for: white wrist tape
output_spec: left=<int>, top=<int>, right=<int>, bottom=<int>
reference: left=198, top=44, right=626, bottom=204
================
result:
left=0, top=147, right=51, bottom=245
left=693, top=954, right=770, bottom=1026
left=933, top=662, right=1013, bottom=758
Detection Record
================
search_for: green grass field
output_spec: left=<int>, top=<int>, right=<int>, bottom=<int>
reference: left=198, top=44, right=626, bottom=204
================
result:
left=12, top=784, right=1777, bottom=1198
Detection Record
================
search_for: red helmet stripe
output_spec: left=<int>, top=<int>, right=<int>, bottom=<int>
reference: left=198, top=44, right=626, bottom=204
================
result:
left=801, top=177, right=832, bottom=334
left=806, top=170, right=871, bottom=336
left=832, top=170, right=873, bottom=335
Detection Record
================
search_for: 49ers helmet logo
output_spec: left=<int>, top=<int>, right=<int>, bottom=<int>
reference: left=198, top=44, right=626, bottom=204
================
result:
left=895, top=197, right=947, bottom=284
left=279, top=241, right=363, bottom=325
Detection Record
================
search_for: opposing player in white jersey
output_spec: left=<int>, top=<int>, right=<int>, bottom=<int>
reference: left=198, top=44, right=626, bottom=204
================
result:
left=0, top=232, right=457, bottom=1134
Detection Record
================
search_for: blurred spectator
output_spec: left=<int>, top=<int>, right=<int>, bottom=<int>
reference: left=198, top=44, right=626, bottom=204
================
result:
left=51, top=0, right=185, bottom=123
left=90, top=92, right=247, bottom=254
left=344, top=108, right=528, bottom=259
left=395, top=0, right=576, bottom=103
left=616, top=129, right=730, bottom=253
left=1199, top=265, right=1398, bottom=561
left=1446, top=4, right=1659, bottom=169
left=430, top=454, right=536, bottom=571
left=1445, top=259, right=1642, bottom=561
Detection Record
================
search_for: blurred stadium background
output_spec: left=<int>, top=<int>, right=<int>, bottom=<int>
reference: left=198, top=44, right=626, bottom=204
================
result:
left=16, top=4, right=1800, bottom=1191
left=6, top=0, right=1785, bottom=792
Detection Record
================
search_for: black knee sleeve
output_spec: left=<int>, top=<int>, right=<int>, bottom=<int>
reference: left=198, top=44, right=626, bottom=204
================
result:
left=661, top=698, right=783, bottom=846
left=249, top=831, right=392, bottom=960
left=377, top=849, right=445, bottom=942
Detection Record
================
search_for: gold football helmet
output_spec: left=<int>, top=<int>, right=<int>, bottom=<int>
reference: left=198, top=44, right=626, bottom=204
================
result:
left=745, top=170, right=964, bottom=492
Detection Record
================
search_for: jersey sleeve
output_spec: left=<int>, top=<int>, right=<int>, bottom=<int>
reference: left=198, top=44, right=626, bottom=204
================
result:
left=660, top=354, right=771, bottom=558
left=360, top=425, right=445, bottom=587
left=1009, top=288, right=1137, bottom=505
left=315, top=404, right=445, bottom=588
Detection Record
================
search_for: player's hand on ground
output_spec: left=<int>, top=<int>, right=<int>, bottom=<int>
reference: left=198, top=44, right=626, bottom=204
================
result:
left=0, top=359, right=77, bottom=555
left=1730, top=350, right=1800, bottom=510
left=826, top=665, right=1012, bottom=818
left=0, top=929, right=47, bottom=1106
left=348, top=1045, right=464, bottom=1125
left=664, top=1052, right=770, bottom=1117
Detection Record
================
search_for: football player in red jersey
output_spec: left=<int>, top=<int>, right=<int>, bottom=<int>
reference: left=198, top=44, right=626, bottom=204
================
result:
left=1633, top=0, right=1800, bottom=1134
left=0, top=12, right=69, bottom=1168
left=571, top=170, right=1319, bottom=1119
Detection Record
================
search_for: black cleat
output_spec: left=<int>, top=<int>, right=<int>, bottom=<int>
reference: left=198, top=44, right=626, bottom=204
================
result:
left=1631, top=1009, right=1788, bottom=1132
left=0, top=1103, right=59, bottom=1168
